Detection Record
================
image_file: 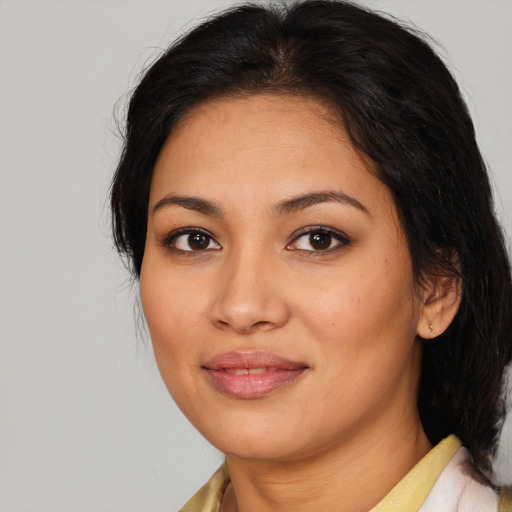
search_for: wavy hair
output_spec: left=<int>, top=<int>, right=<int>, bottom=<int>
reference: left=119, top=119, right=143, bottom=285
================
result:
left=111, top=0, right=512, bottom=476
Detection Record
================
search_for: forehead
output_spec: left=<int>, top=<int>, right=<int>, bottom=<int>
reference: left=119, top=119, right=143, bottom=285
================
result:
left=150, top=94, right=393, bottom=217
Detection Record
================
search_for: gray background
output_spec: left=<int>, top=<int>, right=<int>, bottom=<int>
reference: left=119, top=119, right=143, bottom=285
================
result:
left=0, top=0, right=511, bottom=510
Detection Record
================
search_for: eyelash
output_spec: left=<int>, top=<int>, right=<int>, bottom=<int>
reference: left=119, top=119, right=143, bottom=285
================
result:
left=286, top=226, right=352, bottom=255
left=160, top=227, right=221, bottom=254
left=160, top=226, right=352, bottom=255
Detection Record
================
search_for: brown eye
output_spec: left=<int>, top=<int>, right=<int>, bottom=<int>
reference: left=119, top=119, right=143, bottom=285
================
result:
left=309, top=232, right=332, bottom=250
left=188, top=233, right=209, bottom=250
left=288, top=227, right=351, bottom=253
left=171, top=230, right=221, bottom=252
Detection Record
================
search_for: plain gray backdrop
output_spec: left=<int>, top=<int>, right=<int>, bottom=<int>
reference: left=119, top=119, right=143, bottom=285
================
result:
left=0, top=0, right=511, bottom=510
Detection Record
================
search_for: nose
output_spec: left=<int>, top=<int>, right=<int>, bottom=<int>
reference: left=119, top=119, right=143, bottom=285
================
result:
left=208, top=250, right=291, bottom=334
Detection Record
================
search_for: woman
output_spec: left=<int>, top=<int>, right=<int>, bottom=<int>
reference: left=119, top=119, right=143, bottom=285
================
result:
left=111, top=1, right=512, bottom=510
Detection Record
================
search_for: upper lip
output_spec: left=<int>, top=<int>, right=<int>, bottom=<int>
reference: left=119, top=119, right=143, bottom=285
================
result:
left=203, top=351, right=308, bottom=370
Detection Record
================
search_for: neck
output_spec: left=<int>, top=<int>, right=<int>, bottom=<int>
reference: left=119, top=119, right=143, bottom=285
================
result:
left=222, top=413, right=432, bottom=512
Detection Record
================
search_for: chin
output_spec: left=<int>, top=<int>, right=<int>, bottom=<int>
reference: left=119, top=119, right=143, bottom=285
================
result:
left=204, top=423, right=284, bottom=458
left=199, top=418, right=319, bottom=462
left=219, top=437, right=303, bottom=461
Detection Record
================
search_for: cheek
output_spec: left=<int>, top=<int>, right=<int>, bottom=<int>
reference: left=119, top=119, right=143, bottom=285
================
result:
left=140, top=258, right=206, bottom=372
left=139, top=263, right=213, bottom=422
left=292, top=254, right=419, bottom=380
left=293, top=264, right=420, bottom=419
left=300, top=263, right=415, bottom=333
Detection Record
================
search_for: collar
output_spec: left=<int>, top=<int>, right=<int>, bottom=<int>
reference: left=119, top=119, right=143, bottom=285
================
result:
left=370, top=435, right=461, bottom=511
left=180, top=435, right=462, bottom=512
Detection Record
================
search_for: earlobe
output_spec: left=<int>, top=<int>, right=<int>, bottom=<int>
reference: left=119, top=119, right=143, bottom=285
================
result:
left=417, top=273, right=462, bottom=340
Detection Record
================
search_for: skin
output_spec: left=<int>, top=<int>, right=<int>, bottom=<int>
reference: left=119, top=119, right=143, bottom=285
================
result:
left=140, top=94, right=460, bottom=512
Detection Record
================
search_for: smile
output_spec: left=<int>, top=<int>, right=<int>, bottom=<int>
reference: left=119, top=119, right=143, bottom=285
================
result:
left=203, top=351, right=308, bottom=399
left=225, top=367, right=278, bottom=375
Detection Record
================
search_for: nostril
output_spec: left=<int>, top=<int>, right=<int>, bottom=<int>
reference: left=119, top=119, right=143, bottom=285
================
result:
left=212, top=319, right=271, bottom=333
left=210, top=314, right=287, bottom=334
left=251, top=320, right=275, bottom=331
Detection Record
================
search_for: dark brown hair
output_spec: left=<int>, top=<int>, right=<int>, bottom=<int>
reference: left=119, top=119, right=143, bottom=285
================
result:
left=111, top=0, right=512, bottom=476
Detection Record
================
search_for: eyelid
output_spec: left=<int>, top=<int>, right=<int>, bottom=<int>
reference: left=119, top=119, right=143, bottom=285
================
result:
left=160, top=227, right=221, bottom=252
left=159, top=225, right=350, bottom=254
left=286, top=225, right=352, bottom=252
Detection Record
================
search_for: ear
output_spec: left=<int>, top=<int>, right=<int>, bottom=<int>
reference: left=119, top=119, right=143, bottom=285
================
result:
left=416, top=270, right=462, bottom=340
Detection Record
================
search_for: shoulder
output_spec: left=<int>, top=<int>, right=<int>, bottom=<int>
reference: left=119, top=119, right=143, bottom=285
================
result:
left=420, top=447, right=503, bottom=512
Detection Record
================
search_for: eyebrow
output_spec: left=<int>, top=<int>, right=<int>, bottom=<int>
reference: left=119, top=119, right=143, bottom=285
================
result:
left=153, top=195, right=223, bottom=216
left=274, top=190, right=369, bottom=216
left=152, top=189, right=369, bottom=217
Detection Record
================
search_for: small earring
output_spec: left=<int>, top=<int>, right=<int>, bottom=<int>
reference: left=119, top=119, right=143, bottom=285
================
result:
left=428, top=321, right=435, bottom=339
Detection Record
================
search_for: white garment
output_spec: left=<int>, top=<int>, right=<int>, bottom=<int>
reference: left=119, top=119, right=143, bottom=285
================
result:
left=420, top=447, right=498, bottom=511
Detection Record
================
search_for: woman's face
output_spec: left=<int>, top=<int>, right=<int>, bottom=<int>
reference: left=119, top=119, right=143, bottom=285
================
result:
left=140, top=94, right=426, bottom=461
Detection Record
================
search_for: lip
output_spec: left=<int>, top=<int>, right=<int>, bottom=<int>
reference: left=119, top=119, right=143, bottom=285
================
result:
left=202, top=351, right=309, bottom=399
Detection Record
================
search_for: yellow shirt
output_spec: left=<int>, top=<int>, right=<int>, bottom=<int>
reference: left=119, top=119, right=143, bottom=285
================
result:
left=180, top=435, right=510, bottom=512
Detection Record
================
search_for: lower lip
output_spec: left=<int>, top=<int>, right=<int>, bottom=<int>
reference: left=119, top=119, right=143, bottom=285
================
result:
left=205, top=368, right=307, bottom=399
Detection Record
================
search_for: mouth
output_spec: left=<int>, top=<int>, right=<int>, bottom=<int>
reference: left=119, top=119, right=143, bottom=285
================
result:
left=202, top=351, right=309, bottom=399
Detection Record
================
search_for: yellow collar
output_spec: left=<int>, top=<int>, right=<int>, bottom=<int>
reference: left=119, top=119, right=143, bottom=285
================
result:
left=180, top=435, right=462, bottom=512
left=181, top=463, right=229, bottom=512
left=370, top=435, right=461, bottom=511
